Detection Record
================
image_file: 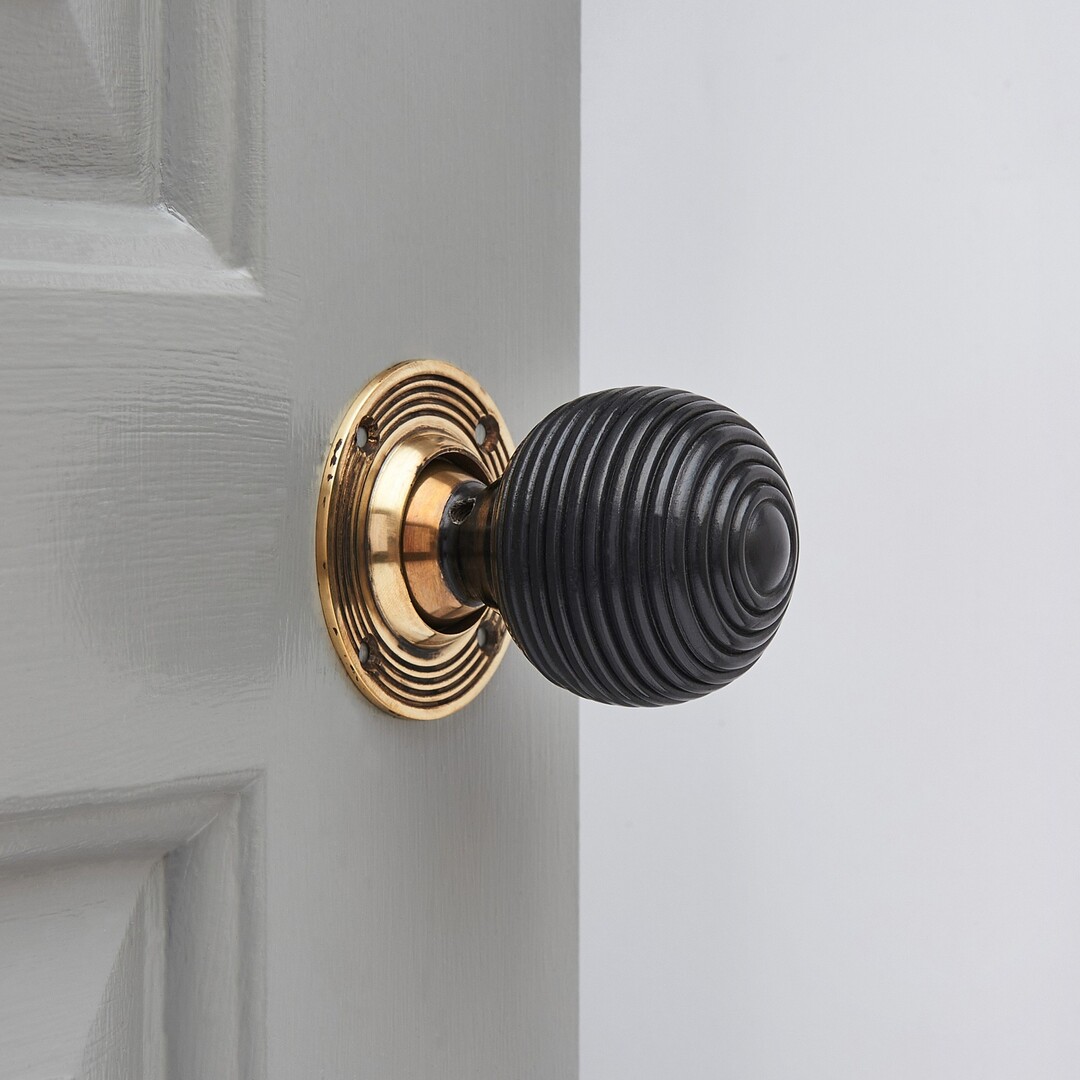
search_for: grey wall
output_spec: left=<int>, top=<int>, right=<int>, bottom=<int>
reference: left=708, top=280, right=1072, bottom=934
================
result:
left=581, top=2, right=1080, bottom=1077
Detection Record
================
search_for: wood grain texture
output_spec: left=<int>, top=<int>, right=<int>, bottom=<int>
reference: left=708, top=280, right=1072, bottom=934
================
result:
left=0, top=0, right=578, bottom=1075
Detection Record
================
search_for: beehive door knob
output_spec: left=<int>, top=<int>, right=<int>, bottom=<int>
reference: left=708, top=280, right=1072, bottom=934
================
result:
left=317, top=362, right=797, bottom=718
left=446, top=387, right=798, bottom=707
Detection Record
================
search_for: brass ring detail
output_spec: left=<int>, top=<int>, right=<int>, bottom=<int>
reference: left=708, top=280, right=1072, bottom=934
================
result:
left=316, top=359, right=513, bottom=719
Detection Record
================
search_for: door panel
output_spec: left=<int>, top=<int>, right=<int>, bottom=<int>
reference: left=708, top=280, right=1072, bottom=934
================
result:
left=0, top=778, right=259, bottom=1077
left=0, top=0, right=578, bottom=1075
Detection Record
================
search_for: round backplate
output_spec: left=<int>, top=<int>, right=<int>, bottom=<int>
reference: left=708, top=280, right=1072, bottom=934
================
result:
left=316, top=359, right=513, bottom=719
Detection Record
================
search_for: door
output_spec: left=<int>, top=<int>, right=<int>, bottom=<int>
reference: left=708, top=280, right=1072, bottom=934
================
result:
left=0, top=1, right=578, bottom=1076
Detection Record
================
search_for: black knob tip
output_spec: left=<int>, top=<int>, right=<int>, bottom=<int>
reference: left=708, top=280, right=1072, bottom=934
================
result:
left=743, top=500, right=794, bottom=596
left=453, top=386, right=798, bottom=707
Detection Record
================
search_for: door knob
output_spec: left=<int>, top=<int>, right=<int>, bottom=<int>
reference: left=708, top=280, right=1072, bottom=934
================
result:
left=317, top=360, right=797, bottom=718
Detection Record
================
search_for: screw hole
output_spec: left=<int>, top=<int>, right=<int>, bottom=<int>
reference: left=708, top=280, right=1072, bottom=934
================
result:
left=476, top=620, right=501, bottom=656
left=448, top=496, right=475, bottom=525
left=357, top=636, right=380, bottom=670
left=355, top=416, right=378, bottom=453
left=473, top=414, right=499, bottom=452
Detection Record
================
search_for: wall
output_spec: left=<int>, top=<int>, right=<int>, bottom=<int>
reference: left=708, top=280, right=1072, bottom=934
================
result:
left=581, top=2, right=1080, bottom=1076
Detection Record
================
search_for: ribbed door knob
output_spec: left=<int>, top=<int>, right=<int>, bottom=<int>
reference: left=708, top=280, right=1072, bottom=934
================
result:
left=317, top=361, right=798, bottom=718
left=447, top=387, right=798, bottom=707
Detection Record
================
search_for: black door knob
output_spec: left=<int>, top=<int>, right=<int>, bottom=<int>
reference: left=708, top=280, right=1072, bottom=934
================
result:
left=446, top=386, right=798, bottom=707
left=317, top=361, right=797, bottom=718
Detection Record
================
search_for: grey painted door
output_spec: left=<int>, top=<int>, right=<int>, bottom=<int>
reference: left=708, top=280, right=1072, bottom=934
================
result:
left=0, top=1, right=578, bottom=1076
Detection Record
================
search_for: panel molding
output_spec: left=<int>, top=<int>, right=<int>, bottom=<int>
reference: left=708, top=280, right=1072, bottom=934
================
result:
left=162, top=0, right=265, bottom=269
left=0, top=0, right=263, bottom=278
left=0, top=773, right=264, bottom=1079
left=0, top=198, right=260, bottom=295
left=81, top=862, right=167, bottom=1080
left=0, top=0, right=161, bottom=203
